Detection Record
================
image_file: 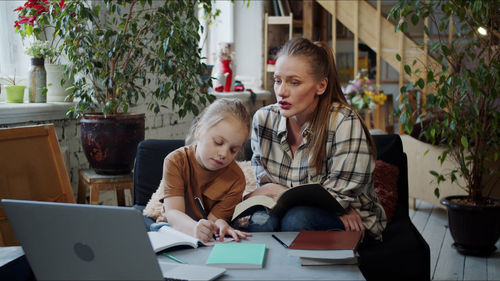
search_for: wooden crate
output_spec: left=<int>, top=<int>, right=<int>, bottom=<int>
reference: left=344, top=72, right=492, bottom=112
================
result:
left=0, top=124, right=75, bottom=246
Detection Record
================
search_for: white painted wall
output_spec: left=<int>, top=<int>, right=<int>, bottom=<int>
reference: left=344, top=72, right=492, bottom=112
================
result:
left=233, top=1, right=264, bottom=88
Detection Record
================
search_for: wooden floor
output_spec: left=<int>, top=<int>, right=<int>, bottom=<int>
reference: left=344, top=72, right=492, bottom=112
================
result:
left=409, top=200, right=500, bottom=281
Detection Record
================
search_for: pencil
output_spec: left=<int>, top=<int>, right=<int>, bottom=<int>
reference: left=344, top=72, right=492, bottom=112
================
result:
left=163, top=253, right=186, bottom=264
left=272, top=234, right=288, bottom=248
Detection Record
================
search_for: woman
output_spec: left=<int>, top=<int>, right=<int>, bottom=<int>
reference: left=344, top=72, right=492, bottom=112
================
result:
left=245, top=38, right=386, bottom=241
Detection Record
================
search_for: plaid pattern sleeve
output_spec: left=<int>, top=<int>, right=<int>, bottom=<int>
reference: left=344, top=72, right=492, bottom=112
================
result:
left=250, top=103, right=387, bottom=239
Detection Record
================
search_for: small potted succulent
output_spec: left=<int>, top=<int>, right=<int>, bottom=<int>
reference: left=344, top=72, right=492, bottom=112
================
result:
left=0, top=70, right=26, bottom=103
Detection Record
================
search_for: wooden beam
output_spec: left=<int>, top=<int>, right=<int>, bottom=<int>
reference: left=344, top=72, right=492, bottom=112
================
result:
left=354, top=0, right=359, bottom=78
left=332, top=1, right=337, bottom=61
left=374, top=0, right=385, bottom=131
left=376, top=0, right=381, bottom=90
left=263, top=13, right=269, bottom=91
left=303, top=0, right=314, bottom=40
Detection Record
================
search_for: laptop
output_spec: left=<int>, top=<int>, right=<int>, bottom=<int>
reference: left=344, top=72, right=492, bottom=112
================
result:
left=1, top=199, right=225, bottom=281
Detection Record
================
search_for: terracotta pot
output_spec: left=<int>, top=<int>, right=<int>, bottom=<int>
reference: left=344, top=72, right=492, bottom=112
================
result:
left=441, top=195, right=500, bottom=256
left=80, top=113, right=145, bottom=175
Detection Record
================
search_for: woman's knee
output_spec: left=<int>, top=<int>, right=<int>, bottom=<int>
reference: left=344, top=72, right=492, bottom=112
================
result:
left=281, top=206, right=319, bottom=231
left=246, top=210, right=280, bottom=232
left=281, top=205, right=344, bottom=231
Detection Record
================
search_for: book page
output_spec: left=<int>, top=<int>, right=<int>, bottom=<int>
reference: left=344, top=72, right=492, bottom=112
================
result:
left=231, top=195, right=276, bottom=221
left=148, top=227, right=199, bottom=253
left=157, top=225, right=200, bottom=245
left=149, top=226, right=235, bottom=252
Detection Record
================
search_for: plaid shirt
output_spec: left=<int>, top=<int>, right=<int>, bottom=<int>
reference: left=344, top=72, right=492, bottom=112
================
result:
left=251, top=102, right=387, bottom=239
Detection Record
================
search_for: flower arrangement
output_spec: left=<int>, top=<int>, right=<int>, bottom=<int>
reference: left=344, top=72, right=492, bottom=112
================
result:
left=25, top=40, right=55, bottom=59
left=13, top=0, right=66, bottom=63
left=216, top=42, right=234, bottom=61
left=342, top=72, right=387, bottom=111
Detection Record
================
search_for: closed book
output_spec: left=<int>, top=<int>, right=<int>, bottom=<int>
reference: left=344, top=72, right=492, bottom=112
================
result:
left=288, top=230, right=362, bottom=260
left=231, top=183, right=345, bottom=221
left=206, top=243, right=266, bottom=269
left=299, top=256, right=359, bottom=266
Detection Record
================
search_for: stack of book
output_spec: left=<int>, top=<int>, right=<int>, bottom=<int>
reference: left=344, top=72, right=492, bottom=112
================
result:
left=288, top=230, right=362, bottom=266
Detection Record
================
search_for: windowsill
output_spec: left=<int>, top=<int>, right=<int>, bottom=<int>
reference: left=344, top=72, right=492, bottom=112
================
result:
left=210, top=89, right=272, bottom=102
left=0, top=102, right=75, bottom=125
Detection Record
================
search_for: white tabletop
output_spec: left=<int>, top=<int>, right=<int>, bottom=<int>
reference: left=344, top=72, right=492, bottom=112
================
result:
left=157, top=232, right=365, bottom=280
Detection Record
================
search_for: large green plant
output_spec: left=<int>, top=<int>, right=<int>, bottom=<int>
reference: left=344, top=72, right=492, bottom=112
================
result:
left=390, top=0, right=499, bottom=204
left=57, top=0, right=216, bottom=118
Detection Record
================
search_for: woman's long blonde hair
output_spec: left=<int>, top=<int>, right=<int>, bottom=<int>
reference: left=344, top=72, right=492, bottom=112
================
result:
left=277, top=38, right=376, bottom=172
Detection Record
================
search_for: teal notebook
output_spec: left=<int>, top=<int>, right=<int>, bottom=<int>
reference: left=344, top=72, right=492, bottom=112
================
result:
left=206, top=243, right=266, bottom=269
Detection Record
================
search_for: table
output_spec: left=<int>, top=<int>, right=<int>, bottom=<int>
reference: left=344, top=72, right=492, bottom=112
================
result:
left=77, top=169, right=133, bottom=206
left=157, top=232, right=365, bottom=280
left=0, top=246, right=33, bottom=280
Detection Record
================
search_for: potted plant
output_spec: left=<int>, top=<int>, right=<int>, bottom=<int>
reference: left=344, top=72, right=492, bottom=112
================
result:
left=14, top=0, right=73, bottom=102
left=0, top=70, right=27, bottom=103
left=54, top=0, right=216, bottom=174
left=25, top=40, right=57, bottom=103
left=390, top=0, right=499, bottom=256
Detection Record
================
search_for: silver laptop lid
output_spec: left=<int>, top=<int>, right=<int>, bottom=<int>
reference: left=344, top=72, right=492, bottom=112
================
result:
left=2, top=199, right=164, bottom=281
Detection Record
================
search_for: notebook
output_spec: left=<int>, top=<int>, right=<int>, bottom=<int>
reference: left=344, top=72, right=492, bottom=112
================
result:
left=1, top=199, right=225, bottom=281
left=206, top=243, right=266, bottom=269
left=148, top=225, right=234, bottom=253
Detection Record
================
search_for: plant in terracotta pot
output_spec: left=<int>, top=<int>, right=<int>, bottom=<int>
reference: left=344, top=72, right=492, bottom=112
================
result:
left=55, top=0, right=216, bottom=174
left=390, top=0, right=499, bottom=256
left=0, top=70, right=27, bottom=103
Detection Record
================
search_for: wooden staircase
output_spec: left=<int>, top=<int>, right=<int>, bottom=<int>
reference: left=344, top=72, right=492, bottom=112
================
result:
left=317, top=0, right=441, bottom=132
left=318, top=0, right=439, bottom=84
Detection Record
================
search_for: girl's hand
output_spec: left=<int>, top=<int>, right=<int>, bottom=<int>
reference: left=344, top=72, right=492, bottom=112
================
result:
left=193, top=219, right=218, bottom=243
left=340, top=208, right=365, bottom=234
left=215, top=219, right=252, bottom=242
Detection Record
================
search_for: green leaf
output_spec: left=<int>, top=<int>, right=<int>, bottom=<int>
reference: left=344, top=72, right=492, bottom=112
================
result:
left=404, top=64, right=412, bottom=76
left=434, top=188, right=440, bottom=199
left=416, top=78, right=425, bottom=89
left=396, top=54, right=402, bottom=61
left=411, top=14, right=419, bottom=26
left=461, top=136, right=468, bottom=149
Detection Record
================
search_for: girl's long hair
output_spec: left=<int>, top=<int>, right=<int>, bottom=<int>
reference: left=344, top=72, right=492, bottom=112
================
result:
left=277, top=38, right=376, bottom=172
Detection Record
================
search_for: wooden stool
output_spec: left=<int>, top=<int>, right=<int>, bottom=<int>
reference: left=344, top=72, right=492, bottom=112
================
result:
left=77, top=169, right=133, bottom=206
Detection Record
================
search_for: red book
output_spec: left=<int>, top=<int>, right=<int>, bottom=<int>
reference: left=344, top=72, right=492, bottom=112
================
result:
left=288, top=230, right=362, bottom=262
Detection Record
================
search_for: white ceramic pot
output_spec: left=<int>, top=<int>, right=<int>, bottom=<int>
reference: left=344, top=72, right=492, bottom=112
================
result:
left=45, top=64, right=73, bottom=102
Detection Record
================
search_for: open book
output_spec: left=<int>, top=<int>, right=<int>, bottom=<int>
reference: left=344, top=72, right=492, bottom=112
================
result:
left=148, top=226, right=233, bottom=253
left=231, top=183, right=345, bottom=221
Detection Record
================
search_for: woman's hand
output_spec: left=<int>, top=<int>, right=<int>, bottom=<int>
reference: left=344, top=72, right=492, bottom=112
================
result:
left=193, top=219, right=218, bottom=243
left=244, top=183, right=288, bottom=199
left=340, top=208, right=365, bottom=234
left=214, top=219, right=252, bottom=242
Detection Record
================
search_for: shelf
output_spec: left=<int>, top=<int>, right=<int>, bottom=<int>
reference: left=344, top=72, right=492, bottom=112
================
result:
left=266, top=64, right=275, bottom=72
left=268, top=15, right=293, bottom=25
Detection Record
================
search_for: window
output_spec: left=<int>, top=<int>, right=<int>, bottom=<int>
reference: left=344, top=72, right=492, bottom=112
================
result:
left=0, top=1, right=30, bottom=88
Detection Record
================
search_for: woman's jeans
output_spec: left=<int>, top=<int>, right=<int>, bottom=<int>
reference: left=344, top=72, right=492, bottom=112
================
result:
left=245, top=205, right=345, bottom=232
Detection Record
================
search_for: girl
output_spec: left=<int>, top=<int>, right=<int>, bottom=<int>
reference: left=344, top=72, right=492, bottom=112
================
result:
left=159, top=98, right=252, bottom=243
left=245, top=38, right=386, bottom=241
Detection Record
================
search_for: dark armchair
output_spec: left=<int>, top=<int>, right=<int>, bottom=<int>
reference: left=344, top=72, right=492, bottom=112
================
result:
left=132, top=135, right=430, bottom=280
